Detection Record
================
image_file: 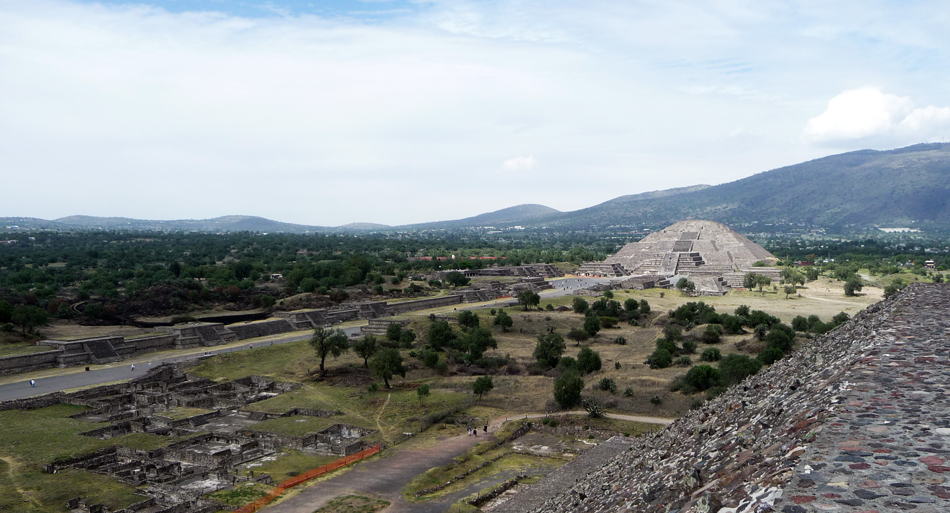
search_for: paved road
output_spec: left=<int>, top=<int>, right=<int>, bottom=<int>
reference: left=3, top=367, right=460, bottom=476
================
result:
left=0, top=277, right=615, bottom=402
left=0, top=326, right=364, bottom=402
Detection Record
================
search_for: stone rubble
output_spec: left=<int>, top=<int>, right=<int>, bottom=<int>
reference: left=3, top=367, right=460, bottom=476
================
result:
left=520, top=283, right=950, bottom=513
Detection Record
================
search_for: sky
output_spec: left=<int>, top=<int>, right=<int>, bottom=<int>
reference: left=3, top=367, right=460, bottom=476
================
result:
left=1, top=0, right=949, bottom=227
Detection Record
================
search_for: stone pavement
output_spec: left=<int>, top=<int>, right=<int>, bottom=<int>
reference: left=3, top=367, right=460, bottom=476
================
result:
left=516, top=283, right=950, bottom=513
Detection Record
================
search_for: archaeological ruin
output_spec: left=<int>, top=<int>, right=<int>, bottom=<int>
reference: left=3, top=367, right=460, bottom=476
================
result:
left=4, top=365, right=375, bottom=513
left=577, top=220, right=782, bottom=295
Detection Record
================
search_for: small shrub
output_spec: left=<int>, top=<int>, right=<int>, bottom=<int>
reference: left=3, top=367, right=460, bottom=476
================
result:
left=674, top=356, right=692, bottom=366
left=623, top=387, right=635, bottom=397
left=649, top=395, right=662, bottom=405
left=719, top=353, right=762, bottom=385
left=545, top=304, right=554, bottom=311
left=682, top=364, right=722, bottom=392
left=648, top=348, right=673, bottom=369
left=367, top=383, right=380, bottom=393
left=614, top=361, right=621, bottom=370
left=597, top=377, right=618, bottom=393
left=758, top=346, right=784, bottom=365
left=614, top=336, right=627, bottom=345
left=583, top=398, right=605, bottom=418
left=435, top=361, right=448, bottom=375
left=663, top=325, right=684, bottom=342
left=681, top=340, right=697, bottom=354
left=700, top=347, right=721, bottom=362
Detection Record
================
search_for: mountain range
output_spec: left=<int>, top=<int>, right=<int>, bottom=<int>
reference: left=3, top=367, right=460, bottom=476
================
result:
left=3, top=143, right=949, bottom=234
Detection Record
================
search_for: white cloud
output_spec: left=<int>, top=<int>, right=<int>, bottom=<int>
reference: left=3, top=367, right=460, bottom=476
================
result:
left=1, top=1, right=949, bottom=225
left=803, top=87, right=950, bottom=146
left=502, top=155, right=537, bottom=172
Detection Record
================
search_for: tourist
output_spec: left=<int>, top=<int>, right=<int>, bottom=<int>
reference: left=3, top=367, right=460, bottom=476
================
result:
left=131, top=364, right=135, bottom=371
left=30, top=379, right=35, bottom=388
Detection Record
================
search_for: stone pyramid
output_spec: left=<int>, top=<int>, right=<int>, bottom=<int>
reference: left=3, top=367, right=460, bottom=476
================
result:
left=604, top=220, right=776, bottom=276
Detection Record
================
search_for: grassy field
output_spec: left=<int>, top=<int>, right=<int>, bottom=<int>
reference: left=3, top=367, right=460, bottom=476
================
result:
left=0, top=404, right=173, bottom=512
left=313, top=494, right=391, bottom=513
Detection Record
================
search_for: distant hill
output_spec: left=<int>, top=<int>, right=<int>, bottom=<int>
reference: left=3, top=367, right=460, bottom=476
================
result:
left=533, top=143, right=950, bottom=231
left=3, top=144, right=948, bottom=234
left=400, top=204, right=562, bottom=230
left=50, top=215, right=331, bottom=233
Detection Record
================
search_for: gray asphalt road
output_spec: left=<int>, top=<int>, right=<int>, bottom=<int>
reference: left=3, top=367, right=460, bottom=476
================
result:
left=0, top=278, right=614, bottom=402
left=0, top=326, right=363, bottom=402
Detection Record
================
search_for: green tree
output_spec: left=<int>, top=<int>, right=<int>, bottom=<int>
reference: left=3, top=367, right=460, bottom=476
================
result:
left=792, top=315, right=809, bottom=331
left=577, top=346, right=602, bottom=375
left=462, top=327, right=497, bottom=360
left=493, top=310, right=513, bottom=332
left=638, top=299, right=651, bottom=315
left=370, top=348, right=407, bottom=388
left=567, top=328, right=590, bottom=345
left=844, top=275, right=863, bottom=296
left=309, top=327, right=350, bottom=377
left=517, top=290, right=540, bottom=311
left=458, top=310, right=480, bottom=330
left=445, top=271, right=470, bottom=287
left=352, top=335, right=379, bottom=368
left=583, top=315, right=601, bottom=337
left=572, top=297, right=589, bottom=314
left=427, top=321, right=456, bottom=350
left=784, top=285, right=797, bottom=298
left=742, top=272, right=756, bottom=289
left=0, top=300, right=14, bottom=324
left=623, top=298, right=639, bottom=316
left=553, top=372, right=584, bottom=409
left=417, top=384, right=430, bottom=404
left=533, top=332, right=566, bottom=368
left=755, top=274, right=771, bottom=293
left=11, top=305, right=48, bottom=335
left=386, top=322, right=403, bottom=342
left=473, top=376, right=494, bottom=401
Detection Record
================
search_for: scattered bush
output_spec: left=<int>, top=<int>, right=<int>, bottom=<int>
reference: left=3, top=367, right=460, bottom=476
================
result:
left=700, top=347, right=721, bottom=362
left=614, top=336, right=627, bottom=345
left=719, top=354, right=762, bottom=385
left=623, top=387, right=635, bottom=397
left=674, top=356, right=692, bottom=366
left=663, top=324, right=684, bottom=342
left=597, top=377, right=618, bottom=393
left=682, top=365, right=722, bottom=393
left=758, top=346, right=784, bottom=365
left=681, top=340, right=697, bottom=354
left=648, top=348, right=673, bottom=369
left=577, top=346, right=602, bottom=374
left=554, top=372, right=585, bottom=409
left=583, top=398, right=605, bottom=418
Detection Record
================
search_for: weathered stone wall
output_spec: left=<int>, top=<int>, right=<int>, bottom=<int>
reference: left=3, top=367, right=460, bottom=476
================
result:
left=226, top=319, right=295, bottom=340
left=517, top=283, right=950, bottom=513
left=385, top=294, right=463, bottom=314
left=0, top=350, right=63, bottom=376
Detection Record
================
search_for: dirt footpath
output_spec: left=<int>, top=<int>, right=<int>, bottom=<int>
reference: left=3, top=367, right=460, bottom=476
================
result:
left=264, top=429, right=493, bottom=513
left=263, top=413, right=672, bottom=513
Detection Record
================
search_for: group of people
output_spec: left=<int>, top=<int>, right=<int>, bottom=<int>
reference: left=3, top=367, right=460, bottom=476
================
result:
left=468, top=425, right=488, bottom=436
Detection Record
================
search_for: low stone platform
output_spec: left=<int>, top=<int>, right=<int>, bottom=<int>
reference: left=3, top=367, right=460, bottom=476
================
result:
left=514, top=283, right=950, bottom=513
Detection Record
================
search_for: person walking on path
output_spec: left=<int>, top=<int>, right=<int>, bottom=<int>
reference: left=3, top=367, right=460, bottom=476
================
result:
left=130, top=364, right=135, bottom=371
left=30, top=379, right=35, bottom=388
